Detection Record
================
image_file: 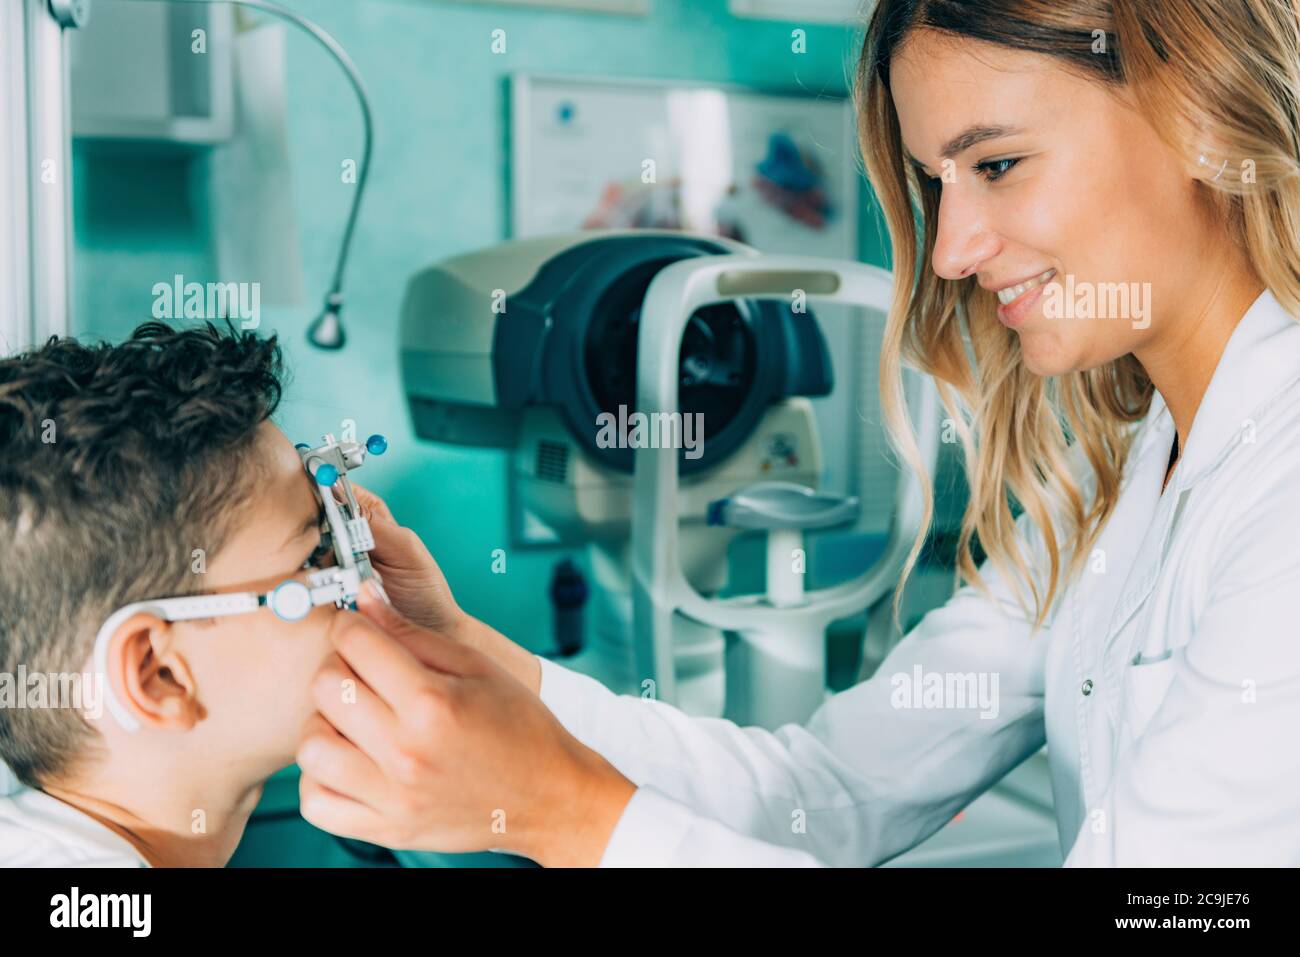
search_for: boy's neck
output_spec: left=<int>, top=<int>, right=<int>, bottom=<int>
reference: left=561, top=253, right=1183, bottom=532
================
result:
left=43, top=773, right=266, bottom=867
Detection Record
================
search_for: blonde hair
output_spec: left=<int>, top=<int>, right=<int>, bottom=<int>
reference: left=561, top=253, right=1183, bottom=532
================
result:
left=855, top=0, right=1300, bottom=628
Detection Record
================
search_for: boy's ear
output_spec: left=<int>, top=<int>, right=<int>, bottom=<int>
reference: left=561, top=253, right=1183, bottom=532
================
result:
left=110, top=614, right=201, bottom=732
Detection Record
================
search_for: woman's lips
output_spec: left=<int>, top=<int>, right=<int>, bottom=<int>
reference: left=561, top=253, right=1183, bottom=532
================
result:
left=996, top=269, right=1056, bottom=328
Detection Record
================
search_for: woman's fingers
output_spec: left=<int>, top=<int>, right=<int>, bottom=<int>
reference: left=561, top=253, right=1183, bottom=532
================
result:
left=298, top=772, right=394, bottom=845
left=309, top=648, right=406, bottom=772
left=301, top=599, right=633, bottom=862
left=296, top=711, right=387, bottom=809
left=321, top=478, right=465, bottom=634
left=354, top=582, right=473, bottom=672
left=342, top=479, right=396, bottom=525
left=328, top=479, right=423, bottom=578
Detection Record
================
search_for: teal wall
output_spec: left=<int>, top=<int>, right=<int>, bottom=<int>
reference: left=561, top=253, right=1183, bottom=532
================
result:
left=71, top=0, right=885, bottom=652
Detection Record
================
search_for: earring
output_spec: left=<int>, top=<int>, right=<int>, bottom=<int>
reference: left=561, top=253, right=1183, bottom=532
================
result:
left=1197, top=153, right=1229, bottom=181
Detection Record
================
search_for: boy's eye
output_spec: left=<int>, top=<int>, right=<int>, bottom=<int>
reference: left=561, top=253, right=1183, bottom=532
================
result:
left=302, top=534, right=335, bottom=570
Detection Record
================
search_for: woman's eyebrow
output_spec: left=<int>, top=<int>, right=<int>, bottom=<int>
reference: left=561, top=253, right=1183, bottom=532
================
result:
left=905, top=123, right=1026, bottom=168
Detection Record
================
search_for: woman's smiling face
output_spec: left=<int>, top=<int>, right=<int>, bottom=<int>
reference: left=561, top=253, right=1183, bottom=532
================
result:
left=888, top=28, right=1219, bottom=377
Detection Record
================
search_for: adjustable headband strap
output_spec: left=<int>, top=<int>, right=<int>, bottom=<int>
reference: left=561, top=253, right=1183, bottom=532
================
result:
left=92, top=591, right=261, bottom=732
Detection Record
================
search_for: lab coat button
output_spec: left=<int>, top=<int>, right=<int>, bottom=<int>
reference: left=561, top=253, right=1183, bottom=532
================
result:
left=1081, top=679, right=1094, bottom=696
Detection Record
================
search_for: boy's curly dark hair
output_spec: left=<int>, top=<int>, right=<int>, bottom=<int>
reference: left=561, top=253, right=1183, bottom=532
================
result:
left=0, top=321, right=285, bottom=787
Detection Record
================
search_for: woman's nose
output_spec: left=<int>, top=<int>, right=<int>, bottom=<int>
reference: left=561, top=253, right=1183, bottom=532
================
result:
left=930, top=187, right=998, bottom=282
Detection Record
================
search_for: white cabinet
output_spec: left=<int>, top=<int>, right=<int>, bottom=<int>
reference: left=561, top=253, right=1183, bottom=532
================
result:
left=69, top=0, right=234, bottom=146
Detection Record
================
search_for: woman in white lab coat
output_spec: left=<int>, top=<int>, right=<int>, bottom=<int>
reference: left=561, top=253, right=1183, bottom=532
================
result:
left=296, top=0, right=1300, bottom=866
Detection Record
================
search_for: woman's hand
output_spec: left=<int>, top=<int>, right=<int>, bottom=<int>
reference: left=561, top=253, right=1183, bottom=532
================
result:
left=297, top=584, right=636, bottom=866
left=343, top=482, right=462, bottom=635
left=344, top=482, right=540, bottom=692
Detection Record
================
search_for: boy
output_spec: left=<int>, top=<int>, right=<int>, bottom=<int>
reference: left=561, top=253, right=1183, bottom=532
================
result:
left=0, top=321, right=342, bottom=866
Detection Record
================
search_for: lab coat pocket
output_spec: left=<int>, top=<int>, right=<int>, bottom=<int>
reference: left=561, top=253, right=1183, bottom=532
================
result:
left=1120, top=651, right=1180, bottom=741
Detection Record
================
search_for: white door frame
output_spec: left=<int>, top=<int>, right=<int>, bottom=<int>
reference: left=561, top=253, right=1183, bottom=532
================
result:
left=1, top=0, right=79, bottom=356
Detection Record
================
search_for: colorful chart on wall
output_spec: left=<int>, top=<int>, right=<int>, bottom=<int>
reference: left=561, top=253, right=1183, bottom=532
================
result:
left=510, top=73, right=858, bottom=260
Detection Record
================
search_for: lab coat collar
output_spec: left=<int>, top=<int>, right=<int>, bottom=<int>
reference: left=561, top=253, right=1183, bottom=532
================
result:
left=1097, top=287, right=1298, bottom=664
left=0, top=759, right=19, bottom=796
left=1158, top=286, right=1300, bottom=490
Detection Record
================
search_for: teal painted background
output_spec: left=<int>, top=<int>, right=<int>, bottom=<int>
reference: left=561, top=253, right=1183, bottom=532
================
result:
left=71, top=0, right=887, bottom=655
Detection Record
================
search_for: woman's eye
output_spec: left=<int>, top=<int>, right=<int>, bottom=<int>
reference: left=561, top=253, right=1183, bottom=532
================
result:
left=974, top=157, right=1020, bottom=182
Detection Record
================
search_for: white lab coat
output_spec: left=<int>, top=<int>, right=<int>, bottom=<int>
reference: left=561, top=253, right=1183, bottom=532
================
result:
left=537, top=286, right=1300, bottom=866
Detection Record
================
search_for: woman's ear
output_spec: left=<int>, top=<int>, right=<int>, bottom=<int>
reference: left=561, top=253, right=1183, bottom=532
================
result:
left=111, top=614, right=201, bottom=732
left=1183, top=113, right=1241, bottom=184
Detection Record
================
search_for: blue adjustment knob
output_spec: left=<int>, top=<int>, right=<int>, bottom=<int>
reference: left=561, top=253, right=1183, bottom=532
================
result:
left=366, top=434, right=388, bottom=455
left=294, top=443, right=310, bottom=451
left=315, top=464, right=340, bottom=487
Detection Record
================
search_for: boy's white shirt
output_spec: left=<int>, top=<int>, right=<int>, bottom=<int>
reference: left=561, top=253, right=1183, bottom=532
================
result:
left=0, top=773, right=149, bottom=867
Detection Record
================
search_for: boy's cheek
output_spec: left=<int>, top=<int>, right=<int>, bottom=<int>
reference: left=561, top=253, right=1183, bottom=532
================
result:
left=305, top=605, right=341, bottom=655
left=220, top=615, right=334, bottom=702
left=207, top=608, right=336, bottom=696
left=281, top=613, right=340, bottom=703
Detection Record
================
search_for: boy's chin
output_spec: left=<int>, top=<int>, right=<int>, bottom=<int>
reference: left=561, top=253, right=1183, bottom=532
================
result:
left=254, top=743, right=304, bottom=782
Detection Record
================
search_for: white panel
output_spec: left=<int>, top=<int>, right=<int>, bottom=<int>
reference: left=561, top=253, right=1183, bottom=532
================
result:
left=0, top=0, right=32, bottom=355
left=27, top=0, right=73, bottom=344
left=68, top=2, right=170, bottom=123
left=69, top=1, right=234, bottom=143
left=2, top=0, right=72, bottom=355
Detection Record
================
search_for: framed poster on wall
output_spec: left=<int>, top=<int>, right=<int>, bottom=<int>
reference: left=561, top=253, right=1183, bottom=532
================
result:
left=452, top=0, right=649, bottom=14
left=511, top=73, right=858, bottom=257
